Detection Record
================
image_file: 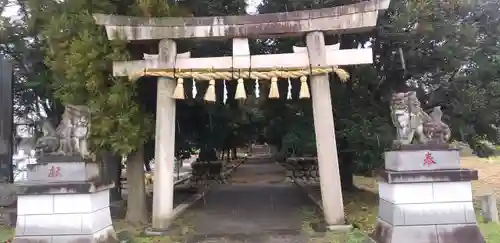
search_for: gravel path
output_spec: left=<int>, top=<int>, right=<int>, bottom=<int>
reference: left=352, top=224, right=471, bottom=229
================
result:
left=186, top=157, right=315, bottom=243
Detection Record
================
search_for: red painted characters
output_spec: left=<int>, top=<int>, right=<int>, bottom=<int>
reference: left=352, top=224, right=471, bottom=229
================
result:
left=48, top=166, right=62, bottom=178
left=423, top=152, right=437, bottom=167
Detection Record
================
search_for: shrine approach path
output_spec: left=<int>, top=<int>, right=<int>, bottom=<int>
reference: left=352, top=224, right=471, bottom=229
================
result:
left=185, top=156, right=316, bottom=243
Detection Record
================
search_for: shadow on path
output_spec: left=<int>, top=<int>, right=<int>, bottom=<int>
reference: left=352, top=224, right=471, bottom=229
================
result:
left=186, top=157, right=316, bottom=243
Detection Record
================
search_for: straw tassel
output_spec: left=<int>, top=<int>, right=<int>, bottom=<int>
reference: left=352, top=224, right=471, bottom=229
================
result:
left=287, top=78, right=292, bottom=100
left=255, top=78, right=260, bottom=98
left=192, top=79, right=197, bottom=98
left=299, top=76, right=310, bottom=99
left=204, top=79, right=216, bottom=102
left=268, top=77, right=279, bottom=99
left=235, top=78, right=247, bottom=100
left=223, top=80, right=228, bottom=104
left=172, top=78, right=185, bottom=99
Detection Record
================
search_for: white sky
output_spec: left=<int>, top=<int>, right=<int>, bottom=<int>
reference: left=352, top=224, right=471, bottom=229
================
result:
left=2, top=0, right=19, bottom=17
left=2, top=0, right=262, bottom=17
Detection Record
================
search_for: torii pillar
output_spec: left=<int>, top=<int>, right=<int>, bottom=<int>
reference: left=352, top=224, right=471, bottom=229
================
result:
left=151, top=39, right=177, bottom=232
left=307, top=31, right=346, bottom=227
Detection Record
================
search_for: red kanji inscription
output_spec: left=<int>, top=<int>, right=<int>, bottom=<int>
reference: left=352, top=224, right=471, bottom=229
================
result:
left=423, top=152, right=436, bottom=167
left=48, top=166, right=62, bottom=178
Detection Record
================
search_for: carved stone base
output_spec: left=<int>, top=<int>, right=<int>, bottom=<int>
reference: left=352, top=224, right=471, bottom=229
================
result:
left=369, top=150, right=485, bottom=243
left=13, top=183, right=117, bottom=243
left=391, top=143, right=453, bottom=151
left=14, top=226, right=117, bottom=243
left=368, top=218, right=484, bottom=243
left=385, top=150, right=460, bottom=171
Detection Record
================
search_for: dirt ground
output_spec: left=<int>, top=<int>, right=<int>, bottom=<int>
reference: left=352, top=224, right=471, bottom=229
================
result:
left=353, top=156, right=500, bottom=197
left=461, top=156, right=500, bottom=197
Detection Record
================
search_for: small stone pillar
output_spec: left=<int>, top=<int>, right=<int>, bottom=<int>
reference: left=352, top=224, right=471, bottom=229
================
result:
left=369, top=147, right=485, bottom=243
left=13, top=156, right=117, bottom=243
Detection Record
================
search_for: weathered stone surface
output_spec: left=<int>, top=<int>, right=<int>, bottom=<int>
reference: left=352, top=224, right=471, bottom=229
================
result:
left=0, top=183, right=21, bottom=206
left=14, top=226, right=118, bottom=243
left=479, top=194, right=499, bottom=223
left=378, top=199, right=476, bottom=226
left=190, top=161, right=229, bottom=184
left=391, top=143, right=453, bottom=151
left=385, top=150, right=460, bottom=171
left=283, top=157, right=320, bottom=185
left=372, top=150, right=484, bottom=242
left=0, top=207, right=17, bottom=227
left=437, top=224, right=485, bottom=243
left=94, top=0, right=390, bottom=40
left=16, top=180, right=113, bottom=195
left=26, top=161, right=99, bottom=183
left=375, top=169, right=478, bottom=184
left=112, top=48, right=373, bottom=77
left=379, top=182, right=473, bottom=204
left=370, top=218, right=439, bottom=243
left=14, top=190, right=117, bottom=243
left=369, top=221, right=486, bottom=243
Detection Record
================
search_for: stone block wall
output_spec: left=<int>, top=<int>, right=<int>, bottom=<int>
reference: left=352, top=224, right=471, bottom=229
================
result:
left=284, top=157, right=320, bottom=184
left=190, top=161, right=228, bottom=184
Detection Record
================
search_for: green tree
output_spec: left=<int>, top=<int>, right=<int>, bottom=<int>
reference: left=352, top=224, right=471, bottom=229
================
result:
left=255, top=0, right=500, bottom=180
left=1, top=0, right=63, bottom=127
left=28, top=0, right=190, bottom=224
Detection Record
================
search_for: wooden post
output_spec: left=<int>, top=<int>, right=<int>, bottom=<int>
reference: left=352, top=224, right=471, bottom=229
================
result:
left=0, top=58, right=13, bottom=184
left=306, top=31, right=345, bottom=226
left=151, top=39, right=177, bottom=231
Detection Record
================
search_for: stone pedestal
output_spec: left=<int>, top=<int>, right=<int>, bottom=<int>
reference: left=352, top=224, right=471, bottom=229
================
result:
left=13, top=156, right=118, bottom=243
left=369, top=149, right=485, bottom=243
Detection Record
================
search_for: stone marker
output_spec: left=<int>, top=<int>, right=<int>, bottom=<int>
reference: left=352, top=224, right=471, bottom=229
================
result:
left=479, top=194, right=499, bottom=223
left=368, top=92, right=484, bottom=243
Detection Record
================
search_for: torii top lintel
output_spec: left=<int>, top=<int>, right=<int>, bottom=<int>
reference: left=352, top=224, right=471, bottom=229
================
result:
left=93, top=0, right=390, bottom=41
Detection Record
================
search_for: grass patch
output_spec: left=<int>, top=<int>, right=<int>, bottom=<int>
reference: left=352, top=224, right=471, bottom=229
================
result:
left=479, top=221, right=500, bottom=243
left=0, top=226, right=13, bottom=242
left=114, top=212, right=197, bottom=243
left=476, top=213, right=500, bottom=243
left=299, top=206, right=368, bottom=243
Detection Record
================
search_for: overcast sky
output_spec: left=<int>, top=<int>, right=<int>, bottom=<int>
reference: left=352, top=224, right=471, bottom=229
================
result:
left=2, top=0, right=261, bottom=17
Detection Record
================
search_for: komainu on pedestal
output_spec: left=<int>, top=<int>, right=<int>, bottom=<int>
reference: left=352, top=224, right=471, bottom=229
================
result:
left=13, top=105, right=118, bottom=243
left=368, top=91, right=485, bottom=243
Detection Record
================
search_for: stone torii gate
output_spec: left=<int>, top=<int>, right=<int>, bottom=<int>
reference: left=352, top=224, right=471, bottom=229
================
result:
left=94, top=0, right=390, bottom=232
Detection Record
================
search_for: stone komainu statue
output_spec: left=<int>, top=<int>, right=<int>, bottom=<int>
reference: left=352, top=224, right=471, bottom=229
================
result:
left=390, top=91, right=451, bottom=146
left=423, top=106, right=451, bottom=144
left=35, top=105, right=90, bottom=158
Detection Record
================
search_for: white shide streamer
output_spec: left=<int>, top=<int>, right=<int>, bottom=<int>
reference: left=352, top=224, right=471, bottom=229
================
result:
left=287, top=78, right=292, bottom=100
left=223, top=80, right=228, bottom=104
left=192, top=79, right=197, bottom=98
left=255, top=78, right=260, bottom=98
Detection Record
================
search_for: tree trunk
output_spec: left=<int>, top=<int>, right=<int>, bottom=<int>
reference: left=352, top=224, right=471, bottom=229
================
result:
left=101, top=151, right=123, bottom=201
left=339, top=151, right=355, bottom=191
left=125, top=148, right=148, bottom=225
left=144, top=160, right=151, bottom=172
left=144, top=139, right=155, bottom=172
left=116, top=159, right=123, bottom=199
left=231, top=147, right=237, bottom=160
